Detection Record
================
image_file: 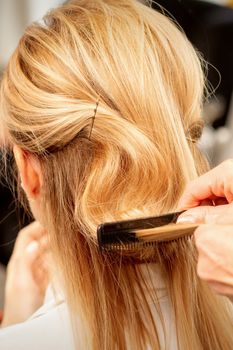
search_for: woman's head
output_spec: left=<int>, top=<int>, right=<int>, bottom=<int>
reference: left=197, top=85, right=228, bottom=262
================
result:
left=2, top=1, right=232, bottom=350
left=1, top=0, right=205, bottom=227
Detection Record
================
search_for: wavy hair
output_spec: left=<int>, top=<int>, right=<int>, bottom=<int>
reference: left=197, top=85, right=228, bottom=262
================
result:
left=1, top=0, right=233, bottom=349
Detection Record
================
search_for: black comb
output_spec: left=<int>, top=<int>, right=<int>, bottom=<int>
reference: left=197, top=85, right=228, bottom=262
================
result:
left=97, top=211, right=197, bottom=251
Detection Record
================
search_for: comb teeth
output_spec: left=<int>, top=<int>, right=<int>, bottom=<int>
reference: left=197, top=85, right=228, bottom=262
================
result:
left=100, top=236, right=193, bottom=253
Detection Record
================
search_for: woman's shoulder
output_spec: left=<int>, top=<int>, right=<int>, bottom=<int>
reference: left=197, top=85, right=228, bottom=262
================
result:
left=0, top=287, right=75, bottom=350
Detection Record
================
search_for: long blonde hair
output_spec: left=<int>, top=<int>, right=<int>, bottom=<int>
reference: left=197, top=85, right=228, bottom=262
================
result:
left=1, top=0, right=233, bottom=349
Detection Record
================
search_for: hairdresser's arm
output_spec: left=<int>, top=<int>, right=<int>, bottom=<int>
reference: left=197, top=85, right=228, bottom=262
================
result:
left=178, top=160, right=233, bottom=298
left=1, top=222, right=49, bottom=328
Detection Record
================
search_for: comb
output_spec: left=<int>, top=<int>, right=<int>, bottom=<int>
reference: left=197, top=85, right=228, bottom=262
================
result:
left=97, top=211, right=198, bottom=251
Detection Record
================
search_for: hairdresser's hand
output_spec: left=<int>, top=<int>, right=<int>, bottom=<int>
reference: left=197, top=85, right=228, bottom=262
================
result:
left=178, top=160, right=233, bottom=299
left=1, top=222, right=49, bottom=328
left=179, top=159, right=233, bottom=209
left=178, top=204, right=233, bottom=298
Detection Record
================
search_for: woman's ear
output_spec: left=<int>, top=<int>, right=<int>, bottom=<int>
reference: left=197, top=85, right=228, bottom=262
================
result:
left=13, top=146, right=43, bottom=200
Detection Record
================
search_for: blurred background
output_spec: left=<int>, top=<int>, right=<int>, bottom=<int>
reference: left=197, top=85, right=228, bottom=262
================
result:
left=0, top=0, right=233, bottom=305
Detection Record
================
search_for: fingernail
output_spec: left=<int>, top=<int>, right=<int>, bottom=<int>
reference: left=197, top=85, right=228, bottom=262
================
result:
left=177, top=215, right=197, bottom=224
left=26, top=241, right=39, bottom=254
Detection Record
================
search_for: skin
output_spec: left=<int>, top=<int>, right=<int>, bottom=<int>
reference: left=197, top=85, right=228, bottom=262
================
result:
left=1, top=223, right=49, bottom=327
left=1, top=146, right=48, bottom=327
left=178, top=159, right=233, bottom=299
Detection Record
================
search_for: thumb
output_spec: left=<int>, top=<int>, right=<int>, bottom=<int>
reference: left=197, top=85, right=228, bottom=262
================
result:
left=25, top=240, right=40, bottom=257
left=22, top=241, right=40, bottom=269
left=6, top=240, right=40, bottom=292
left=177, top=205, right=231, bottom=224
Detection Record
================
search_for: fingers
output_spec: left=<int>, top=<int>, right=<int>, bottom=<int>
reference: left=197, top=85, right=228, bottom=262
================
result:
left=25, top=240, right=40, bottom=256
left=178, top=159, right=233, bottom=301
left=207, top=281, right=233, bottom=300
left=19, top=221, right=45, bottom=241
left=194, top=224, right=233, bottom=297
left=5, top=234, right=50, bottom=301
left=24, top=236, right=48, bottom=265
left=2, top=224, right=50, bottom=327
left=12, top=222, right=46, bottom=259
left=179, top=159, right=233, bottom=209
left=177, top=204, right=233, bottom=225
left=7, top=231, right=49, bottom=279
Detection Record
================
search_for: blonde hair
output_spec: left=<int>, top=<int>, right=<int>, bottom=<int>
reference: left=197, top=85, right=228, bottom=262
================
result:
left=1, top=0, right=233, bottom=349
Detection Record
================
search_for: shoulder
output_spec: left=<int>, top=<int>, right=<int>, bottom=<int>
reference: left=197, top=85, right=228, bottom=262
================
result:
left=0, top=291, right=75, bottom=350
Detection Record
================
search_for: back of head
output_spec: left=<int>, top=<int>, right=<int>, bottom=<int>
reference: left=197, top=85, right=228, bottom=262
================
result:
left=1, top=0, right=233, bottom=349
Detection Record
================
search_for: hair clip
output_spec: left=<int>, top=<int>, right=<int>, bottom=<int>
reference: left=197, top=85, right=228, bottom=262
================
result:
left=186, top=137, right=196, bottom=143
left=89, top=97, right=100, bottom=140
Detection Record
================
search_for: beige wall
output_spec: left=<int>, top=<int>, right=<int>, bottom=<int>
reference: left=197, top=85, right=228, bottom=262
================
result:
left=0, top=0, right=27, bottom=67
left=0, top=0, right=62, bottom=69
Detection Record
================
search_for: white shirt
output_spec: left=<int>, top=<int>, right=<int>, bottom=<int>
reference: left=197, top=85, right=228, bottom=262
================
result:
left=0, top=265, right=177, bottom=350
left=0, top=287, right=75, bottom=350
